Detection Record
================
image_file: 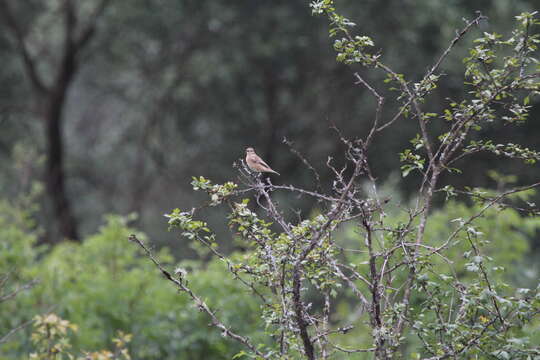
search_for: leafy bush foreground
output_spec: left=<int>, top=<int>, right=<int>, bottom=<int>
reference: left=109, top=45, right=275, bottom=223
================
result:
left=0, top=203, right=262, bottom=359
left=0, top=190, right=538, bottom=358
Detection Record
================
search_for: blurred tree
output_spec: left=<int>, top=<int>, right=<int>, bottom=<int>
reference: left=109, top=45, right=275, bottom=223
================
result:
left=0, top=0, right=112, bottom=242
left=72, top=0, right=539, bottom=248
left=0, top=0, right=538, bottom=249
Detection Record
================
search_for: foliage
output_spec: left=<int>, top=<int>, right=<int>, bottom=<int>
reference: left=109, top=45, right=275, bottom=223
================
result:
left=0, top=185, right=42, bottom=354
left=30, top=313, right=131, bottom=360
left=160, top=178, right=540, bottom=359
left=0, top=212, right=265, bottom=359
left=0, top=189, right=538, bottom=358
left=336, top=196, right=540, bottom=357
left=136, top=3, right=540, bottom=359
left=0, top=184, right=42, bottom=274
left=0, top=1, right=539, bottom=359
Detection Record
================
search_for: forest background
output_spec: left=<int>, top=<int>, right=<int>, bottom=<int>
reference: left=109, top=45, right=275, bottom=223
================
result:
left=0, top=0, right=539, bottom=358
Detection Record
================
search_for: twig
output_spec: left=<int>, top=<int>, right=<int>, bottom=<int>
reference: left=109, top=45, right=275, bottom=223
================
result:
left=283, top=137, right=323, bottom=193
left=0, top=279, right=39, bottom=303
left=0, top=318, right=34, bottom=345
left=353, top=72, right=384, bottom=147
left=128, top=234, right=267, bottom=358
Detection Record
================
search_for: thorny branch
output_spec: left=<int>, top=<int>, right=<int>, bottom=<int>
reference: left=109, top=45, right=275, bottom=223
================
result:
left=128, top=234, right=267, bottom=359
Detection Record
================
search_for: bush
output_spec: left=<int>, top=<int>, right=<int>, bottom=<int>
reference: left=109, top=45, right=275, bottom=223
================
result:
left=133, top=3, right=540, bottom=358
left=1, top=214, right=264, bottom=359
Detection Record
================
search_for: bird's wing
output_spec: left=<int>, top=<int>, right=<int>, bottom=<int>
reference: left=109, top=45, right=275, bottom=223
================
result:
left=254, top=156, right=271, bottom=169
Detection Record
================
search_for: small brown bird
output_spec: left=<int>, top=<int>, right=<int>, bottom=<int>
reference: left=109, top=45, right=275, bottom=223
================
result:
left=245, top=147, right=280, bottom=175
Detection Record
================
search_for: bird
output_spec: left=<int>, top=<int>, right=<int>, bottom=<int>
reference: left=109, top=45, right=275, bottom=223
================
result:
left=245, top=147, right=280, bottom=175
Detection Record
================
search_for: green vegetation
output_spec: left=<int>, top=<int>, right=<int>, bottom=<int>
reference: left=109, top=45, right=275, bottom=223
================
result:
left=30, top=314, right=131, bottom=360
left=1, top=211, right=266, bottom=359
left=0, top=0, right=538, bottom=359
left=1, top=188, right=538, bottom=358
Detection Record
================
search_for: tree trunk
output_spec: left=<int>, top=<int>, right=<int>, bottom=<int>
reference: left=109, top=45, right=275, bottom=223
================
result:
left=0, top=0, right=112, bottom=242
left=44, top=49, right=79, bottom=241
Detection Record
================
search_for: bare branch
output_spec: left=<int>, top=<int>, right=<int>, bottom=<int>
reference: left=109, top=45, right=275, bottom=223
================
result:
left=353, top=72, right=384, bottom=147
left=283, top=137, right=323, bottom=193
left=426, top=14, right=486, bottom=82
left=0, top=279, right=39, bottom=303
left=0, top=318, right=34, bottom=345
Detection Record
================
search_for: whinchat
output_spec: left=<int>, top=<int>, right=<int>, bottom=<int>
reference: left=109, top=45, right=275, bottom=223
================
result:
left=245, top=147, right=280, bottom=175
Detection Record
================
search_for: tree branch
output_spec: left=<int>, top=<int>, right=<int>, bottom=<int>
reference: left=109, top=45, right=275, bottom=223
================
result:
left=0, top=0, right=48, bottom=93
left=128, top=234, right=267, bottom=359
left=0, top=318, right=34, bottom=345
left=75, top=0, right=112, bottom=50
